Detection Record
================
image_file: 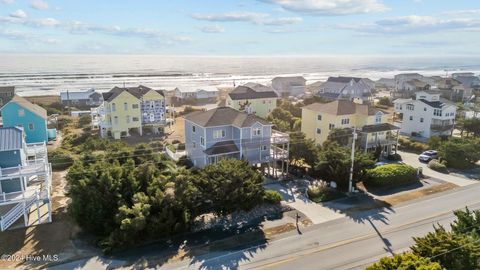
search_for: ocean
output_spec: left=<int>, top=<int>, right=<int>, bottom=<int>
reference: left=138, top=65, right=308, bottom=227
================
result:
left=0, top=54, right=479, bottom=96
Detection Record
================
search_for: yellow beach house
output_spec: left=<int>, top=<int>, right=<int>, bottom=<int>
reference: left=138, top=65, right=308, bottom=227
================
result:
left=99, top=85, right=166, bottom=139
left=226, top=84, right=278, bottom=118
left=301, top=100, right=400, bottom=156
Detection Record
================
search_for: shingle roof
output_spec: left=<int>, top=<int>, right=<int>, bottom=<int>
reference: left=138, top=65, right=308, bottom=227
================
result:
left=303, top=100, right=382, bottom=116
left=184, top=107, right=271, bottom=127
left=327, top=77, right=362, bottom=83
left=204, top=140, right=239, bottom=155
left=362, top=123, right=400, bottom=133
left=228, top=86, right=278, bottom=100
left=60, top=89, right=98, bottom=101
left=103, top=85, right=162, bottom=102
left=3, top=95, right=48, bottom=119
left=0, top=127, right=23, bottom=151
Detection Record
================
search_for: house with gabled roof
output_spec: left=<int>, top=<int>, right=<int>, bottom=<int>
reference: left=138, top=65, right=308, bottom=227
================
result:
left=271, top=76, right=307, bottom=97
left=314, top=77, right=373, bottom=103
left=0, top=86, right=15, bottom=108
left=0, top=95, right=48, bottom=143
left=184, top=107, right=289, bottom=175
left=98, top=85, right=166, bottom=139
left=302, top=100, right=399, bottom=156
left=226, top=85, right=278, bottom=118
left=60, top=88, right=103, bottom=108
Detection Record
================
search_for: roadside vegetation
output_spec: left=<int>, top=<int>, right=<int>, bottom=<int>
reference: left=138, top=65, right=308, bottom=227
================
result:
left=368, top=207, right=480, bottom=270
left=364, top=164, right=418, bottom=187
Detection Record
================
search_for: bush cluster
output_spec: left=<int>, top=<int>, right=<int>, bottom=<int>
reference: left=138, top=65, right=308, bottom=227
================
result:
left=365, top=164, right=418, bottom=187
left=48, top=149, right=75, bottom=170
left=428, top=159, right=448, bottom=173
left=398, top=137, right=428, bottom=153
left=307, top=181, right=345, bottom=203
left=263, top=190, right=282, bottom=204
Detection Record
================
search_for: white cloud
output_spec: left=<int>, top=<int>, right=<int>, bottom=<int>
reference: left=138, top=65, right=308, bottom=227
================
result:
left=338, top=15, right=480, bottom=34
left=33, top=17, right=59, bottom=27
left=2, top=0, right=15, bottom=4
left=258, top=0, right=388, bottom=15
left=0, top=29, right=31, bottom=40
left=191, top=12, right=269, bottom=22
left=261, top=17, right=302, bottom=26
left=10, top=9, right=27, bottom=19
left=30, top=0, right=49, bottom=10
left=199, top=25, right=225, bottom=33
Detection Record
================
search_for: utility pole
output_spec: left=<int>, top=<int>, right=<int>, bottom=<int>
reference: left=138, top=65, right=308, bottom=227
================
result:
left=348, top=127, right=358, bottom=193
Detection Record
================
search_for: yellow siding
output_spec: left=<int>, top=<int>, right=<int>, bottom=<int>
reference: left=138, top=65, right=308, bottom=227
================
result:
left=105, top=91, right=141, bottom=138
left=226, top=96, right=277, bottom=118
left=142, top=89, right=165, bottom=101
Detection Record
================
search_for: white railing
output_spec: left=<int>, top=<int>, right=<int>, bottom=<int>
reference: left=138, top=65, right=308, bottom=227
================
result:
left=165, top=147, right=186, bottom=162
left=0, top=162, right=49, bottom=181
left=0, top=191, right=39, bottom=231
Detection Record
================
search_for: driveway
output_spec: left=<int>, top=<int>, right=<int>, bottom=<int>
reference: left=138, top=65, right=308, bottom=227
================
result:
left=265, top=182, right=345, bottom=224
left=398, top=150, right=477, bottom=187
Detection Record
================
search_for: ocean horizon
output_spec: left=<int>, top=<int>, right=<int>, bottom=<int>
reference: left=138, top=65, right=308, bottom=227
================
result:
left=1, top=54, right=480, bottom=96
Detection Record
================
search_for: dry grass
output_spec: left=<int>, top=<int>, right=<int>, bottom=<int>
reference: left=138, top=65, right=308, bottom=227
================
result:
left=25, top=96, right=60, bottom=106
left=383, top=182, right=458, bottom=205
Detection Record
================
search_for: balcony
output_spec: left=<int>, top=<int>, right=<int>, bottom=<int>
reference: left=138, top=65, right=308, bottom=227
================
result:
left=430, top=124, right=454, bottom=132
left=364, top=139, right=398, bottom=149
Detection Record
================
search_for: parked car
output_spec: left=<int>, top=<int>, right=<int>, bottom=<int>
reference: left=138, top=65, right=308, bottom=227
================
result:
left=418, top=150, right=438, bottom=162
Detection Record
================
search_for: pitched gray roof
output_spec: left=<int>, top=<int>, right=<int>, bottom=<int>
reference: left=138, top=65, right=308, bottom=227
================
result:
left=204, top=140, right=239, bottom=155
left=103, top=85, right=163, bottom=102
left=0, top=127, right=23, bottom=151
left=0, top=86, right=15, bottom=94
left=184, top=107, right=271, bottom=127
left=327, top=77, right=362, bottom=83
left=228, top=86, right=278, bottom=100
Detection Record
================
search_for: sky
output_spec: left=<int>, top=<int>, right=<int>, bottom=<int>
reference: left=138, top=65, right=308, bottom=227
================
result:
left=0, top=0, right=479, bottom=55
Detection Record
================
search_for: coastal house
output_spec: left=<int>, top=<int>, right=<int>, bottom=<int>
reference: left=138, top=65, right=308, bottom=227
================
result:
left=173, top=86, right=218, bottom=101
left=99, top=85, right=167, bottom=139
left=60, top=88, right=103, bottom=108
left=0, top=86, right=15, bottom=108
left=375, top=78, right=395, bottom=90
left=0, top=127, right=52, bottom=231
left=301, top=100, right=399, bottom=156
left=0, top=95, right=48, bottom=143
left=394, top=91, right=457, bottom=138
left=435, top=78, right=466, bottom=101
left=184, top=107, right=289, bottom=176
left=226, top=85, right=278, bottom=118
left=403, top=79, right=430, bottom=92
left=271, top=76, right=307, bottom=97
left=314, top=77, right=373, bottom=103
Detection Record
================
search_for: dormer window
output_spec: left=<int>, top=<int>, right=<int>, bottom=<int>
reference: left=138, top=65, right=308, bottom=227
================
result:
left=253, top=128, right=262, bottom=136
left=375, top=114, right=382, bottom=124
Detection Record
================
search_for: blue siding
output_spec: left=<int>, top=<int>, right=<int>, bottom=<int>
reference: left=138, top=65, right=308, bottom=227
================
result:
left=0, top=150, right=23, bottom=168
left=1, top=102, right=48, bottom=143
left=184, top=120, right=207, bottom=167
left=1, top=178, right=23, bottom=193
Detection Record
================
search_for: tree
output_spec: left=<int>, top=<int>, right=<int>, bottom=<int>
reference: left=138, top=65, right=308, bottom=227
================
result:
left=411, top=225, right=480, bottom=270
left=428, top=136, right=443, bottom=150
left=267, top=107, right=300, bottom=132
left=451, top=207, right=480, bottom=237
left=378, top=97, right=393, bottom=107
left=438, top=138, right=480, bottom=169
left=366, top=252, right=443, bottom=270
left=327, top=128, right=352, bottom=146
left=278, top=99, right=302, bottom=118
left=196, top=159, right=265, bottom=215
left=463, top=118, right=480, bottom=137
left=314, top=141, right=375, bottom=191
left=288, top=131, right=318, bottom=169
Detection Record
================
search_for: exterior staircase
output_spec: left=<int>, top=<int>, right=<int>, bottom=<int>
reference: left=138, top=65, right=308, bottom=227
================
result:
left=0, top=193, right=38, bottom=231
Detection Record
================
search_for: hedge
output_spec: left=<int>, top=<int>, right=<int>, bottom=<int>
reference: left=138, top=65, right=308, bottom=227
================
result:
left=365, top=164, right=418, bottom=187
left=48, top=149, right=75, bottom=170
left=398, top=138, right=428, bottom=153
left=263, top=190, right=282, bottom=204
left=428, top=159, right=448, bottom=173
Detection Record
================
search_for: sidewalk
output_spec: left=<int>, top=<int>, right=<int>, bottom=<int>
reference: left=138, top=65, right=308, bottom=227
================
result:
left=398, top=150, right=478, bottom=187
left=265, top=182, right=345, bottom=224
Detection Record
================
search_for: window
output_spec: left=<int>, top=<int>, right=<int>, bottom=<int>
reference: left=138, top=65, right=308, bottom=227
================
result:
left=253, top=128, right=262, bottom=136
left=407, top=104, right=414, bottom=111
left=341, top=118, right=350, bottom=125
left=114, top=116, right=119, bottom=124
left=193, top=141, right=197, bottom=149
left=329, top=123, right=335, bottom=130
left=111, top=103, right=116, bottom=112
left=424, top=107, right=427, bottom=111
left=18, top=109, right=25, bottom=117
left=409, top=116, right=413, bottom=121
left=132, top=117, right=139, bottom=122
left=192, top=125, right=196, bottom=133
left=375, top=115, right=382, bottom=124
left=28, top=123, right=34, bottom=130
left=420, top=118, right=424, bottom=123
left=200, top=136, right=205, bottom=146
left=316, top=128, right=321, bottom=134
left=124, top=102, right=128, bottom=111
left=213, top=130, right=226, bottom=139
left=317, top=114, right=322, bottom=121
left=126, top=115, right=130, bottom=123
left=132, top=104, right=139, bottom=109
left=261, top=145, right=268, bottom=151
left=433, top=109, right=442, bottom=116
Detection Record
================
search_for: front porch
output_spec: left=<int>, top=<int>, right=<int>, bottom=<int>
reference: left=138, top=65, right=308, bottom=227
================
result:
left=360, top=123, right=400, bottom=157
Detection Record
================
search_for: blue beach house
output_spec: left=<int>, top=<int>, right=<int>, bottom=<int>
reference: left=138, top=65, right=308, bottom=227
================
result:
left=0, top=127, right=26, bottom=194
left=0, top=95, right=48, bottom=143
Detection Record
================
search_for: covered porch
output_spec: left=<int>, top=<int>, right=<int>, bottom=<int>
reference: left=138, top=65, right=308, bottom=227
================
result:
left=360, top=123, right=400, bottom=157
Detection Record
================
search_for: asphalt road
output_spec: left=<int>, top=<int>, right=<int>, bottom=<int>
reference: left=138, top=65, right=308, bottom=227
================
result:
left=160, top=183, right=480, bottom=270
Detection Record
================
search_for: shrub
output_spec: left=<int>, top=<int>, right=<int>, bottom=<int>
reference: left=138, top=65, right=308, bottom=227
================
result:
left=307, top=181, right=345, bottom=203
left=48, top=149, right=75, bottom=170
left=56, top=116, right=73, bottom=130
left=77, top=114, right=92, bottom=128
left=365, top=164, right=418, bottom=187
left=366, top=252, right=442, bottom=270
left=378, top=97, right=392, bottom=107
left=428, top=159, right=448, bottom=173
left=386, top=153, right=402, bottom=161
left=398, top=137, right=428, bottom=153
left=263, top=190, right=282, bottom=204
